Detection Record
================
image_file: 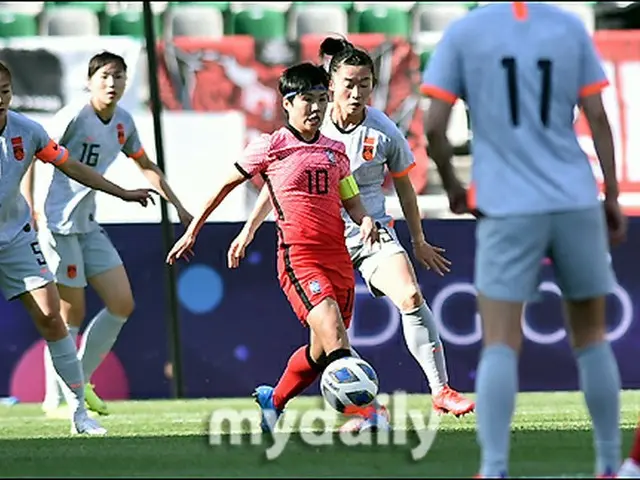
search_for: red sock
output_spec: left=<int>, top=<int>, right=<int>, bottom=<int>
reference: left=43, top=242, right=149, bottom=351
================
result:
left=272, top=345, right=320, bottom=411
left=630, top=423, right=640, bottom=463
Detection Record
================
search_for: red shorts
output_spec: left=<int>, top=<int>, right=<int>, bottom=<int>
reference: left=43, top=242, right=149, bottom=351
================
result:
left=277, top=248, right=355, bottom=328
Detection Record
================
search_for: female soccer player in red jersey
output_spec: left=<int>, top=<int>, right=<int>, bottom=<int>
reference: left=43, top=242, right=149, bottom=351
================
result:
left=167, top=62, right=380, bottom=433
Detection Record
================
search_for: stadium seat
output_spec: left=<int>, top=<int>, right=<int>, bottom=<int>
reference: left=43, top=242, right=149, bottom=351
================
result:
left=105, top=2, right=168, bottom=15
left=169, top=1, right=229, bottom=9
left=352, top=6, right=411, bottom=37
left=293, top=1, right=353, bottom=11
left=230, top=2, right=291, bottom=13
left=0, top=2, right=44, bottom=15
left=0, top=11, right=37, bottom=37
left=412, top=3, right=469, bottom=35
left=353, top=2, right=416, bottom=12
left=107, top=9, right=162, bottom=37
left=45, top=1, right=105, bottom=13
left=231, top=8, right=286, bottom=40
left=288, top=4, right=348, bottom=40
left=164, top=5, right=224, bottom=39
left=40, top=7, right=100, bottom=36
left=419, top=50, right=432, bottom=72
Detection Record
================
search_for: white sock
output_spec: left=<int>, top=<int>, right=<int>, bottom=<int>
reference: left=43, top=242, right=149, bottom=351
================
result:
left=401, top=301, right=448, bottom=395
left=47, top=334, right=85, bottom=414
left=79, top=308, right=127, bottom=380
left=44, top=326, right=78, bottom=407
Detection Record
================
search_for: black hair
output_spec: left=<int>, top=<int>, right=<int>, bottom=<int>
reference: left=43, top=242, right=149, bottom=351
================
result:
left=319, top=37, right=377, bottom=86
left=87, top=51, right=127, bottom=79
left=0, top=61, right=11, bottom=82
left=278, top=62, right=330, bottom=100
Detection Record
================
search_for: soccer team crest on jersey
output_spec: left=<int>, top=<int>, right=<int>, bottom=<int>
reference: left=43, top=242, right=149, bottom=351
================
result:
left=116, top=123, right=125, bottom=145
left=362, top=136, right=377, bottom=161
left=326, top=150, right=336, bottom=164
left=11, top=137, right=24, bottom=161
left=67, top=264, right=77, bottom=279
left=309, top=280, right=322, bottom=295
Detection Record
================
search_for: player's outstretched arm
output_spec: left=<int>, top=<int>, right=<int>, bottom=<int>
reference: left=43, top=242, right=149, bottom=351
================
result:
left=244, top=184, right=271, bottom=236
left=228, top=185, right=271, bottom=269
left=167, top=164, right=247, bottom=265
left=393, top=174, right=451, bottom=276
left=131, top=151, right=193, bottom=226
left=392, top=174, right=425, bottom=244
left=56, top=158, right=156, bottom=207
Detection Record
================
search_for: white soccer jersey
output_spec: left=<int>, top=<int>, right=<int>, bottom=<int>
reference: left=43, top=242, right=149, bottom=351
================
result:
left=43, top=102, right=144, bottom=234
left=0, top=111, right=68, bottom=247
left=321, top=105, right=415, bottom=250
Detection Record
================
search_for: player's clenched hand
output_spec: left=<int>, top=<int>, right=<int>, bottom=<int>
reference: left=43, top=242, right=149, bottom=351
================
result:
left=412, top=240, right=451, bottom=276
left=227, top=228, right=255, bottom=269
left=360, top=216, right=378, bottom=248
left=166, top=231, right=196, bottom=265
left=122, top=188, right=157, bottom=207
left=446, top=181, right=469, bottom=215
left=604, top=199, right=627, bottom=246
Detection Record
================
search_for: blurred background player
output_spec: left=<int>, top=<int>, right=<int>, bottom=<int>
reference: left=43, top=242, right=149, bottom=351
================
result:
left=422, top=2, right=625, bottom=477
left=166, top=62, right=379, bottom=433
left=22, top=51, right=193, bottom=418
left=228, top=37, right=474, bottom=430
left=1, top=61, right=154, bottom=435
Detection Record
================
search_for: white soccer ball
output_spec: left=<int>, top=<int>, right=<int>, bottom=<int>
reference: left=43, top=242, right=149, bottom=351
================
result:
left=320, top=356, right=379, bottom=413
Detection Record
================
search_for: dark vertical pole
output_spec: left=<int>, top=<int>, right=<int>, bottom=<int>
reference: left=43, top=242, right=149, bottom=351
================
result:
left=142, top=1, right=184, bottom=398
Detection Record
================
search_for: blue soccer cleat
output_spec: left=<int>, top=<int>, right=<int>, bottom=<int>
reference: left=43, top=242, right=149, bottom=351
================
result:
left=252, top=385, right=283, bottom=433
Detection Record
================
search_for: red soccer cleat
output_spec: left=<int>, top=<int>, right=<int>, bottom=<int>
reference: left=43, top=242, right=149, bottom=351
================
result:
left=340, top=405, right=390, bottom=433
left=432, top=385, right=475, bottom=417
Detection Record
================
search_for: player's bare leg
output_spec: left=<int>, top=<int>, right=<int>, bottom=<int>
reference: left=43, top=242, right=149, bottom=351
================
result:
left=79, top=265, right=134, bottom=415
left=619, top=422, right=640, bottom=478
left=369, top=252, right=474, bottom=417
left=21, top=283, right=106, bottom=435
left=254, top=298, right=352, bottom=432
left=43, top=284, right=83, bottom=417
left=565, top=296, right=621, bottom=477
left=254, top=297, right=387, bottom=432
left=475, top=294, right=523, bottom=478
left=306, top=299, right=389, bottom=431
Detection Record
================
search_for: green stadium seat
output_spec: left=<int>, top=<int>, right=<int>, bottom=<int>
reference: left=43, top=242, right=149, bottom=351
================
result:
left=169, top=1, right=229, bottom=10
left=231, top=8, right=286, bottom=40
left=354, top=2, right=415, bottom=12
left=107, top=10, right=162, bottom=37
left=293, top=1, right=353, bottom=11
left=45, top=1, right=106, bottom=13
left=352, top=7, right=410, bottom=37
left=0, top=11, right=37, bottom=37
left=419, top=50, right=432, bottom=72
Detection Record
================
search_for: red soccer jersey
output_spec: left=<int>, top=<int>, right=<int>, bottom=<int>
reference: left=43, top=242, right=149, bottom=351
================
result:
left=235, top=126, right=352, bottom=255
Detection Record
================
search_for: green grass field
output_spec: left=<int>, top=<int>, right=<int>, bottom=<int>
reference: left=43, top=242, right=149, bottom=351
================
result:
left=0, top=391, right=638, bottom=478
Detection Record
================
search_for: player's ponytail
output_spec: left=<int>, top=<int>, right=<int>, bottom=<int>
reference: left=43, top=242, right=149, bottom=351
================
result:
left=319, top=36, right=377, bottom=87
left=319, top=37, right=354, bottom=58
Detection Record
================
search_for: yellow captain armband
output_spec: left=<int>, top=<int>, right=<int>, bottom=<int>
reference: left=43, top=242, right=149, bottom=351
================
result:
left=339, top=175, right=359, bottom=200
